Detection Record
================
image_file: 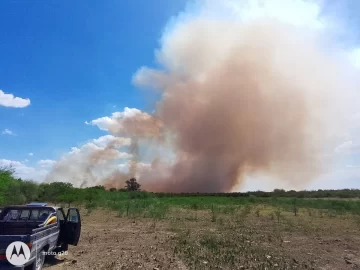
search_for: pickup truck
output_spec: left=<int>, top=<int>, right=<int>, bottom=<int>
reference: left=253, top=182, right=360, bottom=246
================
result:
left=0, top=203, right=81, bottom=270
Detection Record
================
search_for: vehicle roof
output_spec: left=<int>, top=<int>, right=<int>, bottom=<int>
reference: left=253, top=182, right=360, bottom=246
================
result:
left=1, top=205, right=59, bottom=211
left=27, top=202, right=48, bottom=206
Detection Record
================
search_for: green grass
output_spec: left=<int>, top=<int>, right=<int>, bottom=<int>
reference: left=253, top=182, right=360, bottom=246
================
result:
left=93, top=196, right=360, bottom=216
left=3, top=168, right=360, bottom=217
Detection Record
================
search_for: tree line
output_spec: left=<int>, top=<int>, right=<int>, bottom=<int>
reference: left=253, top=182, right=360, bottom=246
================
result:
left=1, top=167, right=360, bottom=207
left=152, top=188, right=360, bottom=199
left=0, top=168, right=142, bottom=206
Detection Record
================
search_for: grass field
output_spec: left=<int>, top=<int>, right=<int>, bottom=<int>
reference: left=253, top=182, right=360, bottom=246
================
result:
left=44, top=195, right=360, bottom=270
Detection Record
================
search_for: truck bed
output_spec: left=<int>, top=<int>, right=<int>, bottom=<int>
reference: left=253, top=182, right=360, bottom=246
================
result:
left=0, top=221, right=47, bottom=235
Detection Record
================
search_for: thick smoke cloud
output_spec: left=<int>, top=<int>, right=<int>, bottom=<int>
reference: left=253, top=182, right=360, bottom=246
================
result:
left=45, top=136, right=132, bottom=187
left=46, top=0, right=359, bottom=192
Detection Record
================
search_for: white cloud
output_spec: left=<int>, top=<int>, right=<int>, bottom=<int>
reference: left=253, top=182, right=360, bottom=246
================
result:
left=226, top=0, right=325, bottom=29
left=85, top=107, right=145, bottom=132
left=346, top=164, right=360, bottom=168
left=334, top=140, right=353, bottom=153
left=307, top=166, right=360, bottom=190
left=0, top=159, right=24, bottom=168
left=86, top=107, right=162, bottom=138
left=334, top=140, right=360, bottom=155
left=353, top=112, right=360, bottom=120
left=91, top=135, right=131, bottom=148
left=0, top=90, right=30, bottom=108
left=349, top=48, right=360, bottom=69
left=238, top=165, right=360, bottom=191
left=0, top=159, right=49, bottom=182
left=81, top=142, right=132, bottom=160
left=2, top=129, right=15, bottom=136
left=38, top=159, right=56, bottom=167
left=85, top=117, right=112, bottom=131
left=28, top=153, right=34, bottom=156
left=68, top=136, right=132, bottom=161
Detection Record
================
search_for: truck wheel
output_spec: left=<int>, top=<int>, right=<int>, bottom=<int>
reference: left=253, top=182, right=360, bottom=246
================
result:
left=25, top=249, right=45, bottom=270
left=34, top=250, right=46, bottom=270
left=61, top=243, right=69, bottom=251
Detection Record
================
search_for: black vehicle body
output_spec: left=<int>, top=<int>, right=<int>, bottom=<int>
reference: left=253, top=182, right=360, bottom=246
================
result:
left=0, top=205, right=81, bottom=269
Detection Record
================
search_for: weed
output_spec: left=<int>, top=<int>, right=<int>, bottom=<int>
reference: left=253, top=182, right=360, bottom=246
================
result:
left=327, top=210, right=337, bottom=218
left=274, top=209, right=281, bottom=223
left=147, top=201, right=168, bottom=220
left=189, top=203, right=199, bottom=210
left=272, top=223, right=284, bottom=247
left=211, top=204, right=218, bottom=222
left=85, top=201, right=97, bottom=215
left=199, top=234, right=220, bottom=252
left=126, top=200, right=131, bottom=216
left=242, top=204, right=252, bottom=217
left=221, top=205, right=236, bottom=214
left=184, top=214, right=198, bottom=221
left=217, top=217, right=224, bottom=226
left=292, top=199, right=298, bottom=216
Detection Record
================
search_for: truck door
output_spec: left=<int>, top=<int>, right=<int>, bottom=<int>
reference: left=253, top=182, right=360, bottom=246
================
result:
left=64, top=208, right=81, bottom=246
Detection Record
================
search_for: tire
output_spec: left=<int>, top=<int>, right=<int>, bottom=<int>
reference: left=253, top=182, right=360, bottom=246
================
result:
left=61, top=243, right=68, bottom=251
left=53, top=243, right=68, bottom=253
left=25, top=249, right=45, bottom=270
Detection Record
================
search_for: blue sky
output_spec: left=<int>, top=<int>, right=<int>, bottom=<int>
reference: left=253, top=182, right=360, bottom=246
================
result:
left=1, top=0, right=360, bottom=191
left=0, top=0, right=186, bottom=162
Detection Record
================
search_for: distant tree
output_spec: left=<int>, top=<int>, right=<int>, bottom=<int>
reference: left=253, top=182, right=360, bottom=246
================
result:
left=38, top=182, right=73, bottom=203
left=125, top=178, right=141, bottom=191
left=20, top=181, right=40, bottom=202
left=58, top=191, right=77, bottom=207
left=89, top=185, right=105, bottom=190
left=0, top=167, right=15, bottom=205
left=5, top=179, right=26, bottom=205
left=84, top=189, right=99, bottom=203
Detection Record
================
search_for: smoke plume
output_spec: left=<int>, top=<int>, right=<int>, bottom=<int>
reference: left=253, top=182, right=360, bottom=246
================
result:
left=46, top=0, right=359, bottom=192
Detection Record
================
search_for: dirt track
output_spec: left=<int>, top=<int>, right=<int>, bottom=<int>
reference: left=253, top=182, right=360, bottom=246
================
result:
left=45, top=207, right=360, bottom=270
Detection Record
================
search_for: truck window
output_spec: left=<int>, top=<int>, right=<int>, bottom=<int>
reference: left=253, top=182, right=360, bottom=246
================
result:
left=19, top=210, right=30, bottom=220
left=39, top=210, right=50, bottom=216
left=68, top=209, right=79, bottom=222
left=57, top=209, right=65, bottom=221
left=38, top=210, right=50, bottom=221
left=9, top=210, right=20, bottom=220
left=30, top=209, right=39, bottom=220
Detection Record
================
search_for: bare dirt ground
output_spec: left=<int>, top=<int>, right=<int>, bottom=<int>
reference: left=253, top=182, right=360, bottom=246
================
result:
left=46, top=206, right=360, bottom=270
